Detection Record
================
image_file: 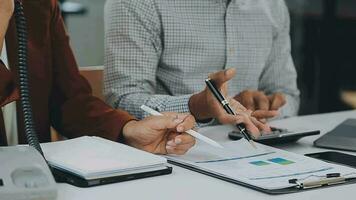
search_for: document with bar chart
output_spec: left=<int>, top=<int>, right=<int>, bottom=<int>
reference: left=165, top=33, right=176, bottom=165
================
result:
left=167, top=139, right=356, bottom=194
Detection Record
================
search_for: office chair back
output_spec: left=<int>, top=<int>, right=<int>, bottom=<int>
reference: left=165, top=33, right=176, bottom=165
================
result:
left=79, top=66, right=104, bottom=100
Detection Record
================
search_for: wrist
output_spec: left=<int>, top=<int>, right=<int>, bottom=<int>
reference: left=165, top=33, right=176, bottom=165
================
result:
left=189, top=91, right=211, bottom=122
left=121, top=120, right=139, bottom=146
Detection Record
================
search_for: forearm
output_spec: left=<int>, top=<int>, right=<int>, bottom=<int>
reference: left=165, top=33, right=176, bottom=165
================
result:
left=111, top=92, right=215, bottom=128
left=104, top=0, right=165, bottom=119
left=108, top=92, right=192, bottom=120
left=48, top=1, right=137, bottom=141
left=55, top=94, right=135, bottom=141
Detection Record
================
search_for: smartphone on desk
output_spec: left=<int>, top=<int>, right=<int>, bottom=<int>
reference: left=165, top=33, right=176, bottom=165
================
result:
left=305, top=151, right=356, bottom=169
left=228, top=127, right=320, bottom=145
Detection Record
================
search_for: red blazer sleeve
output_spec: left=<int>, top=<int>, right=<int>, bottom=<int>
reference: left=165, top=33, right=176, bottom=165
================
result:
left=48, top=1, right=135, bottom=141
left=0, top=60, right=18, bottom=107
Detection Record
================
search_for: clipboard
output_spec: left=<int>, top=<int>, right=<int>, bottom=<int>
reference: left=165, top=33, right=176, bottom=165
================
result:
left=168, top=159, right=356, bottom=194
left=166, top=139, right=356, bottom=194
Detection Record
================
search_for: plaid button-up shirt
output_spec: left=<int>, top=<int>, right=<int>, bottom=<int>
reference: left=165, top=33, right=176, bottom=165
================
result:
left=104, top=0, right=300, bottom=120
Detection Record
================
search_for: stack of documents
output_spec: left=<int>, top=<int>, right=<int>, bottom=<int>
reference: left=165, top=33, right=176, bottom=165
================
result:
left=41, top=136, right=169, bottom=180
left=167, top=139, right=356, bottom=193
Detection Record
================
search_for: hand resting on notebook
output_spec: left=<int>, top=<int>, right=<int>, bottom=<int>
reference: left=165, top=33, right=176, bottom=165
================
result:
left=122, top=113, right=196, bottom=155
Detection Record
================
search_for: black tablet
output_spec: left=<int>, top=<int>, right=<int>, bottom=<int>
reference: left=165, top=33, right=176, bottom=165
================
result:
left=228, top=127, right=320, bottom=145
left=305, top=151, right=356, bottom=168
left=314, top=119, right=356, bottom=152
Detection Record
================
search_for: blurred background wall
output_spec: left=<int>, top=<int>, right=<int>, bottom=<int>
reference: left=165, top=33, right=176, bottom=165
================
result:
left=285, top=0, right=356, bottom=114
left=60, top=0, right=356, bottom=115
left=60, top=0, right=105, bottom=67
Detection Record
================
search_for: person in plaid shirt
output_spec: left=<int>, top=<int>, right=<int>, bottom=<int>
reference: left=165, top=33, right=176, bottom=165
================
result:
left=104, top=0, right=299, bottom=130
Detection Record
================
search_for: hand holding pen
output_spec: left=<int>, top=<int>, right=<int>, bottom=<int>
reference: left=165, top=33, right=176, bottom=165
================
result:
left=191, top=69, right=271, bottom=138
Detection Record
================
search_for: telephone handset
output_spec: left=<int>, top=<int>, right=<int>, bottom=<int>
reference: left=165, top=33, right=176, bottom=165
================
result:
left=0, top=1, right=57, bottom=199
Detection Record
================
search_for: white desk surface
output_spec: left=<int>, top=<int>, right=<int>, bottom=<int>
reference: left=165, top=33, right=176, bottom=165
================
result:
left=58, top=110, right=356, bottom=200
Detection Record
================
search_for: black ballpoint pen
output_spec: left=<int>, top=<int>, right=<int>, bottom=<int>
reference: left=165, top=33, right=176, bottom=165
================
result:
left=205, top=78, right=257, bottom=149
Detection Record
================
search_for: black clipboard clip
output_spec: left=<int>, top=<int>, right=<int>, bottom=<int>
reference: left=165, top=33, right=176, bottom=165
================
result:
left=288, top=173, right=346, bottom=189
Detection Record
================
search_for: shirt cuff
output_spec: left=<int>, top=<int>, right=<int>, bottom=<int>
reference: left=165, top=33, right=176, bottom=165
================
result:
left=145, top=94, right=216, bottom=127
left=144, top=94, right=193, bottom=117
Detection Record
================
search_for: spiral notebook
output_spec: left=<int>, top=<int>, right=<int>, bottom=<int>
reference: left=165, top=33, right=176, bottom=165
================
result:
left=167, top=139, right=356, bottom=194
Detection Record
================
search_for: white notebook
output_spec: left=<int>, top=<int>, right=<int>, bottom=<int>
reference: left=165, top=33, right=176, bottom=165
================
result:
left=41, top=136, right=168, bottom=180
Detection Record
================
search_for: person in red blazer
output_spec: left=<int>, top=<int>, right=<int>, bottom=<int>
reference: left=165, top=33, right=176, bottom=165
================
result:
left=0, top=0, right=195, bottom=155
